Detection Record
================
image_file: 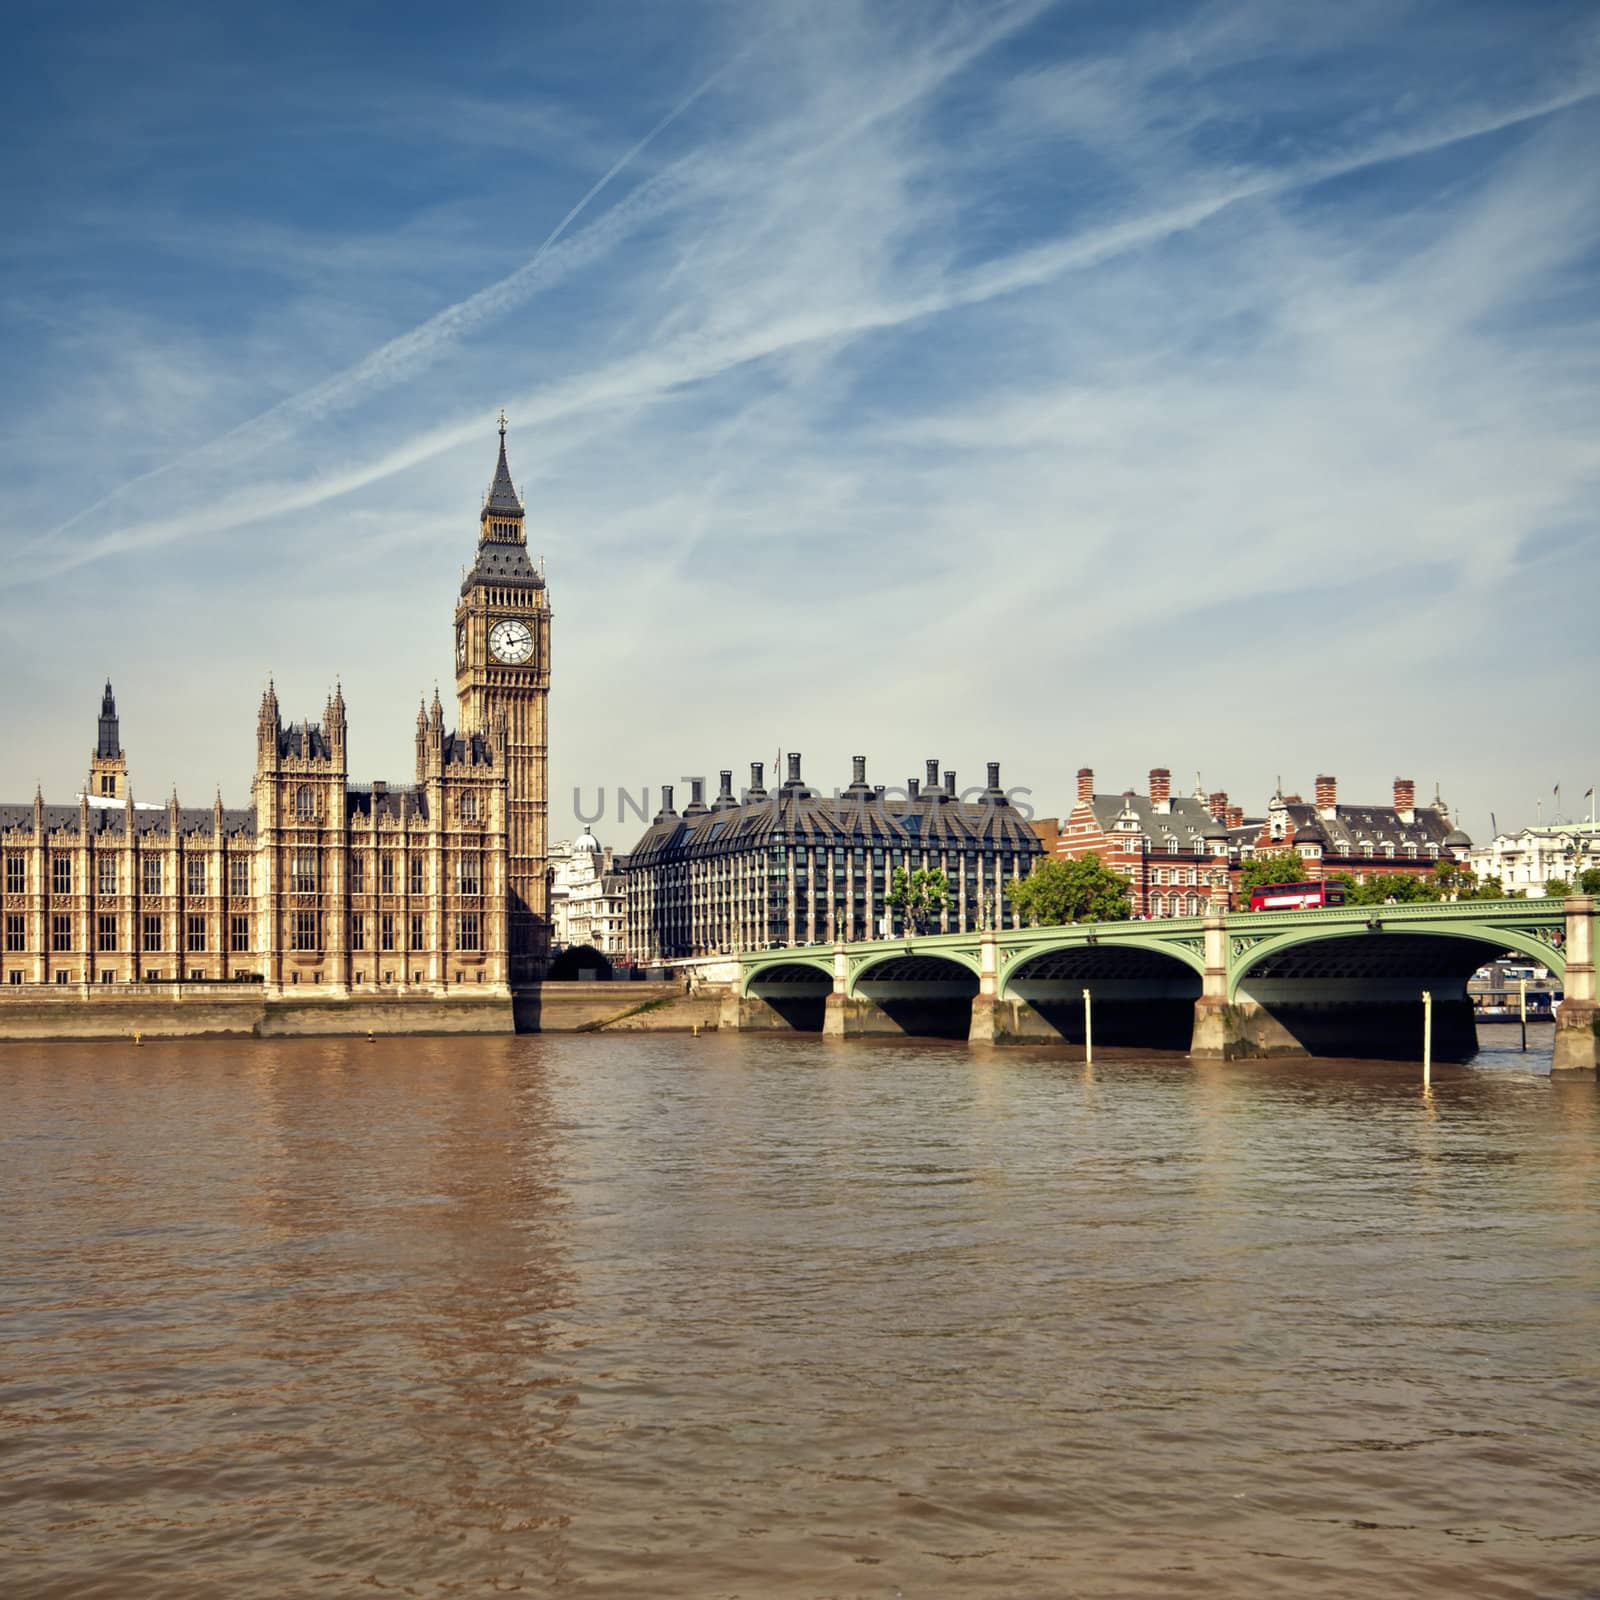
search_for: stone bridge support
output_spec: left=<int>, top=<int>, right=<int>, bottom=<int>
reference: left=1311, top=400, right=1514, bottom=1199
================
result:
left=1553, top=896, right=1597, bottom=1078
left=968, top=928, right=1005, bottom=1043
left=1189, top=914, right=1309, bottom=1060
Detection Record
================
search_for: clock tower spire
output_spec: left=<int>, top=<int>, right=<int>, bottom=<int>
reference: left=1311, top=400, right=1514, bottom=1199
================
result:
left=454, top=413, right=551, bottom=979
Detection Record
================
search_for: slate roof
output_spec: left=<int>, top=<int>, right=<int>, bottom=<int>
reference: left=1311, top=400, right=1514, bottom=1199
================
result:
left=463, top=427, right=543, bottom=593
left=463, top=539, right=543, bottom=592
left=278, top=722, right=336, bottom=761
left=621, top=765, right=1042, bottom=871
left=347, top=787, right=430, bottom=823
left=1086, top=792, right=1221, bottom=853
left=0, top=804, right=256, bottom=839
left=442, top=732, right=496, bottom=768
left=484, top=429, right=524, bottom=518
left=1277, top=800, right=1461, bottom=854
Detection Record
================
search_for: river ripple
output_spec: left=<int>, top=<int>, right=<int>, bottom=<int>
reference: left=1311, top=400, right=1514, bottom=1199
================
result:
left=1, top=1027, right=1597, bottom=1597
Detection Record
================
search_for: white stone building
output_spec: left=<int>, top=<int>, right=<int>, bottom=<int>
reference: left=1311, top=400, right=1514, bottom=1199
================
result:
left=1469, top=820, right=1600, bottom=897
left=550, top=832, right=627, bottom=957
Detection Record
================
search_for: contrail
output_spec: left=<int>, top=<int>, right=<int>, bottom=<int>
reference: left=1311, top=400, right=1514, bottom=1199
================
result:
left=24, top=3, right=1056, bottom=566
left=26, top=48, right=749, bottom=554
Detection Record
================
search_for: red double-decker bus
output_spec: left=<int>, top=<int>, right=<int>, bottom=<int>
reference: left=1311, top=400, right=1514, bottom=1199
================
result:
left=1247, top=880, right=1347, bottom=912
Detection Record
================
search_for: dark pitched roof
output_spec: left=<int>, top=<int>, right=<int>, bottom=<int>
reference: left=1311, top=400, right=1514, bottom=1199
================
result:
left=621, top=773, right=1043, bottom=870
left=0, top=803, right=255, bottom=839
left=484, top=425, right=524, bottom=518
left=347, top=786, right=431, bottom=824
left=442, top=731, right=496, bottom=768
left=463, top=423, right=543, bottom=593
left=278, top=722, right=336, bottom=761
left=462, top=541, right=543, bottom=591
left=1086, top=791, right=1221, bottom=853
left=1279, top=801, right=1461, bottom=854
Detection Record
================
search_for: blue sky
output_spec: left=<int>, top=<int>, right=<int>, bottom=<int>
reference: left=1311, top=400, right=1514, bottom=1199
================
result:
left=1, top=0, right=1596, bottom=841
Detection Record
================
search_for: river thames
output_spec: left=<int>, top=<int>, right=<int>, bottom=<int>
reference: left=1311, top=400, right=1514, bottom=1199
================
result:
left=2, top=1028, right=1596, bottom=1597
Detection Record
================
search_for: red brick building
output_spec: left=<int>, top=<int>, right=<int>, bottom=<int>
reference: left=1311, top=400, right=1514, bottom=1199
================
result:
left=1250, top=776, right=1471, bottom=887
left=1054, top=768, right=1233, bottom=919
left=1052, top=770, right=1472, bottom=915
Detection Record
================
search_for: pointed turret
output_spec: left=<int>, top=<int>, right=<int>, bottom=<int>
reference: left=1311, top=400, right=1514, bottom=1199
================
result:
left=88, top=679, right=130, bottom=800
left=97, top=680, right=121, bottom=760
left=484, top=409, right=525, bottom=522
left=462, top=416, right=542, bottom=593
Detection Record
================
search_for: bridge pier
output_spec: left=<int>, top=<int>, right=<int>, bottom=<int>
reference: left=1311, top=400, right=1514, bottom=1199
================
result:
left=722, top=992, right=823, bottom=1032
left=1553, top=896, right=1598, bottom=1078
left=1190, top=914, right=1266, bottom=1059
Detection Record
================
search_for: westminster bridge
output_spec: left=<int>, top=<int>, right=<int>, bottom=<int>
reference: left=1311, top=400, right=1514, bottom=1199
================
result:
left=726, top=896, right=1600, bottom=1076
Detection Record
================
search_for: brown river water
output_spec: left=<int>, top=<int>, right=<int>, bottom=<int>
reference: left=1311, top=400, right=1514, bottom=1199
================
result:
left=2, top=1025, right=1597, bottom=1598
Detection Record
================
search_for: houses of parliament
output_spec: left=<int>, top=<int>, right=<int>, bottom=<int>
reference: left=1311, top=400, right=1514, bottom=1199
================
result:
left=0, top=421, right=550, bottom=992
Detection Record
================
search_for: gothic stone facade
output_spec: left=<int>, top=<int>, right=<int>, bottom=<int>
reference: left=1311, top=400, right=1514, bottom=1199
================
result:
left=621, top=755, right=1043, bottom=960
left=1, top=425, right=551, bottom=992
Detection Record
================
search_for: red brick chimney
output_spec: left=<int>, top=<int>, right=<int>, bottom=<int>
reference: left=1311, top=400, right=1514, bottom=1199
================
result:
left=1393, top=777, right=1415, bottom=820
left=1149, top=768, right=1171, bottom=810
left=1225, top=806, right=1244, bottom=830
left=1207, top=791, right=1229, bottom=821
left=1077, top=767, right=1094, bottom=804
left=1315, top=774, right=1337, bottom=815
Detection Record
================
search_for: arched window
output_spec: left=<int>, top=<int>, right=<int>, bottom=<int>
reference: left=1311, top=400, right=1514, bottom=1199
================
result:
left=295, top=786, right=314, bottom=820
left=461, top=792, right=479, bottom=822
left=1150, top=894, right=1166, bottom=918
left=1186, top=894, right=1201, bottom=916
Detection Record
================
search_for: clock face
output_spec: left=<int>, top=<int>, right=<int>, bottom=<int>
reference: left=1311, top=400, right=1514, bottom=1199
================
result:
left=489, top=618, right=535, bottom=665
left=455, top=623, right=466, bottom=668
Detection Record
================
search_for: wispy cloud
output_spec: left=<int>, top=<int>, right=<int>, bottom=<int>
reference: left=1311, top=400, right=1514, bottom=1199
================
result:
left=1, top=0, right=1596, bottom=831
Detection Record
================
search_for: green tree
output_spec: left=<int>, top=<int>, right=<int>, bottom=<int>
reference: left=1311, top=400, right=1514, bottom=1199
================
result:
left=548, top=944, right=614, bottom=980
left=1579, top=867, right=1600, bottom=896
left=1545, top=877, right=1573, bottom=900
left=887, top=866, right=952, bottom=935
left=1006, top=855, right=1131, bottom=925
left=1360, top=873, right=1439, bottom=905
left=1237, top=850, right=1315, bottom=905
left=1321, top=870, right=1440, bottom=907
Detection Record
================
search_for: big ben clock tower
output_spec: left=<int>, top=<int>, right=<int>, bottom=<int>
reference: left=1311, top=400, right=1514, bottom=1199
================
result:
left=455, top=413, right=550, bottom=979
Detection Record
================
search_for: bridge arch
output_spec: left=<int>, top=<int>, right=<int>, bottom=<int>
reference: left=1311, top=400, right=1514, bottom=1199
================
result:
left=740, top=956, right=833, bottom=998
left=1000, top=938, right=1204, bottom=1051
left=847, top=950, right=981, bottom=1040
left=846, top=948, right=981, bottom=997
left=740, top=957, right=835, bottom=1033
left=1228, top=923, right=1565, bottom=1003
left=1225, top=917, right=1568, bottom=1062
left=997, top=936, right=1205, bottom=999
